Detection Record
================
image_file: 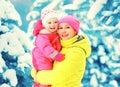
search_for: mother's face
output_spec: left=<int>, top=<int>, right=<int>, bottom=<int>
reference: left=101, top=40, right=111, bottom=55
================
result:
left=58, top=23, right=77, bottom=40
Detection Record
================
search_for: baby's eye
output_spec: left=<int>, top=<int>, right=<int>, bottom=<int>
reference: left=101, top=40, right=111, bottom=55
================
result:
left=48, top=22, right=51, bottom=24
left=59, top=27, right=63, bottom=29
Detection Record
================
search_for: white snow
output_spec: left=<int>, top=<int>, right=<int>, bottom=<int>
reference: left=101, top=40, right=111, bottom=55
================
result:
left=0, top=84, right=11, bottom=87
left=109, top=80, right=119, bottom=87
left=1, top=32, right=25, bottom=55
left=17, top=53, right=32, bottom=72
left=0, top=26, right=9, bottom=33
left=0, top=54, right=7, bottom=73
left=90, top=74, right=98, bottom=87
left=0, top=0, right=22, bottom=26
left=3, top=69, right=18, bottom=86
left=87, top=0, right=108, bottom=19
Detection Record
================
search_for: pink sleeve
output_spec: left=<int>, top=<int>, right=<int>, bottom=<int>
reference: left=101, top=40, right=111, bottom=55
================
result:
left=35, top=34, right=58, bottom=59
left=33, top=19, right=44, bottom=36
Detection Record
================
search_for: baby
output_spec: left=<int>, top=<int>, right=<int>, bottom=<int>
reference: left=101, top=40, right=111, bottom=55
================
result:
left=32, top=9, right=65, bottom=87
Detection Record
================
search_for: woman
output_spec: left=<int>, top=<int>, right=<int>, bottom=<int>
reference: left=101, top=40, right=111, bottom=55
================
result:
left=31, top=15, right=91, bottom=87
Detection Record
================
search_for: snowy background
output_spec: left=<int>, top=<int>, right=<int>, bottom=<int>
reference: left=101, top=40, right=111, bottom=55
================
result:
left=0, top=0, right=120, bottom=87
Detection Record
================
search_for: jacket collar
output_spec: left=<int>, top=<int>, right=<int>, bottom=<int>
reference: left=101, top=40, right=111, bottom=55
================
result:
left=60, top=35, right=79, bottom=47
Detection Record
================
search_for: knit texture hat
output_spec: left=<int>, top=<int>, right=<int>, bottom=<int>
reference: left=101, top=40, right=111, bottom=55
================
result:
left=58, top=15, right=80, bottom=34
left=41, top=9, right=58, bottom=27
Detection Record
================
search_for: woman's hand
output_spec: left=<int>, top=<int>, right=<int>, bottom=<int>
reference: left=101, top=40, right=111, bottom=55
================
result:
left=31, top=68, right=37, bottom=82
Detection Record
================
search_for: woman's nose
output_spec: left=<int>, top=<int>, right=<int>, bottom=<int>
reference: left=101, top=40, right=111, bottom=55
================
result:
left=61, top=28, right=66, bottom=32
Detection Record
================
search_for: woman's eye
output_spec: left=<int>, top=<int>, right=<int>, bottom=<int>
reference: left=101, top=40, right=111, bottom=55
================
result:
left=55, top=21, right=57, bottom=23
left=66, top=26, right=70, bottom=28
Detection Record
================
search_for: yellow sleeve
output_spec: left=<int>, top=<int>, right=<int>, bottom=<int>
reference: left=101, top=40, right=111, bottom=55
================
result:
left=36, top=48, right=86, bottom=85
left=31, top=68, right=37, bottom=78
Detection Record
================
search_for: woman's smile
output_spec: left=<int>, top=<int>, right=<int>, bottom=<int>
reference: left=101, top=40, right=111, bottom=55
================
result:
left=61, top=34, right=68, bottom=38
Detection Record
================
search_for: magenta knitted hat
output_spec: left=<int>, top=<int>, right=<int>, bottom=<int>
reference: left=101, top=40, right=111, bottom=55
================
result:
left=58, top=15, right=80, bottom=33
left=41, top=9, right=58, bottom=27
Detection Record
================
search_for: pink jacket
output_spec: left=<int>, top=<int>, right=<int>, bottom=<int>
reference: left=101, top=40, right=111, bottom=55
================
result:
left=32, top=19, right=64, bottom=87
left=32, top=19, right=61, bottom=71
left=32, top=33, right=61, bottom=70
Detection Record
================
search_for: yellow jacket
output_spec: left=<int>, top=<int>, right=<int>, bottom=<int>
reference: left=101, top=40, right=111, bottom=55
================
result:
left=36, top=35, right=91, bottom=87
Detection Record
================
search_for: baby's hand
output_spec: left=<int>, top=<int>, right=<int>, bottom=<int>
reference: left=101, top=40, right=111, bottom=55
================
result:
left=55, top=54, right=65, bottom=62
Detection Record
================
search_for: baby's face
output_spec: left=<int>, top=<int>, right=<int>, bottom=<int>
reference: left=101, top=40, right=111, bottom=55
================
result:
left=45, top=18, right=58, bottom=33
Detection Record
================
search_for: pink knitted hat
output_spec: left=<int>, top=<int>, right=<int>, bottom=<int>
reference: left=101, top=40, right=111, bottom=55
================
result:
left=41, top=9, right=58, bottom=27
left=58, top=15, right=80, bottom=34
